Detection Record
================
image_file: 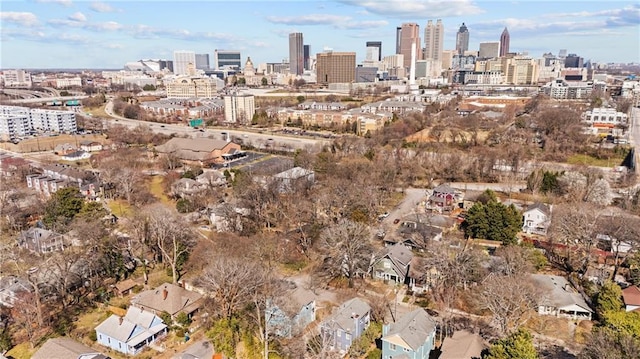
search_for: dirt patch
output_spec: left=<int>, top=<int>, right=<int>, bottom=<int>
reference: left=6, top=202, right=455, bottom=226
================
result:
left=4, top=134, right=108, bottom=153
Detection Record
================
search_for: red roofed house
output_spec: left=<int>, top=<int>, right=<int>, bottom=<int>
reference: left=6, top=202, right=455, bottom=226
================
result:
left=622, top=285, right=640, bottom=312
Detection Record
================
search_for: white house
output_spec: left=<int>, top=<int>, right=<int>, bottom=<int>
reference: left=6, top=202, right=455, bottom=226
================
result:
left=95, top=306, right=167, bottom=355
left=531, top=274, right=593, bottom=320
left=522, top=202, right=551, bottom=236
left=61, top=150, right=91, bottom=161
left=622, top=286, right=640, bottom=312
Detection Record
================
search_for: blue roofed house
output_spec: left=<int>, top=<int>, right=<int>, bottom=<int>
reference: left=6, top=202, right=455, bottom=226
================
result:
left=95, top=306, right=168, bottom=355
left=319, top=298, right=371, bottom=353
left=381, top=308, right=437, bottom=359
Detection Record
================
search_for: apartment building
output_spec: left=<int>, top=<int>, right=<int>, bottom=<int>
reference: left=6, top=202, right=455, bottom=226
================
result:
left=0, top=106, right=76, bottom=139
left=55, top=77, right=82, bottom=88
left=582, top=108, right=628, bottom=127
left=541, top=79, right=605, bottom=100
left=224, top=93, right=255, bottom=123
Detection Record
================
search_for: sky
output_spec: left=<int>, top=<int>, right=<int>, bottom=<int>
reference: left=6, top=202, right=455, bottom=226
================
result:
left=1, top=0, right=639, bottom=69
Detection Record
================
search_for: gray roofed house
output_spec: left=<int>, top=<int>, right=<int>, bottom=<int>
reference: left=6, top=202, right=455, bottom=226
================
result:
left=372, top=244, right=414, bottom=285
left=382, top=308, right=437, bottom=359
left=173, top=340, right=214, bottom=359
left=131, top=282, right=204, bottom=319
left=32, top=337, right=109, bottom=359
left=17, top=227, right=66, bottom=254
left=95, top=306, right=167, bottom=355
left=531, top=274, right=593, bottom=320
left=0, top=275, right=33, bottom=308
left=320, top=297, right=371, bottom=352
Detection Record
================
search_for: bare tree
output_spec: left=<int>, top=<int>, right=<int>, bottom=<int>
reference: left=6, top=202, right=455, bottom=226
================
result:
left=316, top=219, right=373, bottom=288
left=597, top=214, right=640, bottom=279
left=549, top=203, right=602, bottom=273
left=146, top=206, right=196, bottom=284
left=196, top=256, right=268, bottom=319
left=476, top=274, right=541, bottom=336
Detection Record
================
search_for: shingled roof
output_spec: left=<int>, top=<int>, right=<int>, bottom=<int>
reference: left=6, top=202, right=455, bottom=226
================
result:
left=382, top=308, right=437, bottom=351
left=131, top=283, right=203, bottom=316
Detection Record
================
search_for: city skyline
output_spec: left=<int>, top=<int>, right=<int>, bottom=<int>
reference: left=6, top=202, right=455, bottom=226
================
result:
left=1, top=1, right=639, bottom=69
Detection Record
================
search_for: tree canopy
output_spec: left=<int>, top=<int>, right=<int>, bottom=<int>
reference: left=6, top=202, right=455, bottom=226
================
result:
left=463, top=190, right=522, bottom=244
left=484, top=328, right=539, bottom=359
left=43, top=187, right=84, bottom=227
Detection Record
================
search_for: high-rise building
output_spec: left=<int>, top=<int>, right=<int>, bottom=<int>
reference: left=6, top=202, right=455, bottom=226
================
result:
left=499, top=28, right=510, bottom=57
left=195, top=54, right=210, bottom=70
left=366, top=41, right=382, bottom=61
left=1, top=69, right=32, bottom=87
left=455, top=23, right=469, bottom=55
left=173, top=50, right=196, bottom=76
left=478, top=42, right=500, bottom=59
left=303, top=45, right=311, bottom=70
left=564, top=54, right=584, bottom=68
left=316, top=51, right=356, bottom=85
left=395, top=27, right=402, bottom=54
left=424, top=19, right=444, bottom=61
left=289, top=32, right=304, bottom=76
left=214, top=50, right=242, bottom=70
left=224, top=93, right=255, bottom=124
left=399, top=23, right=421, bottom=69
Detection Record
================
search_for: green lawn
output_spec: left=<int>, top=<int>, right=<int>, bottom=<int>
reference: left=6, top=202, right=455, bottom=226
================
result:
left=148, top=176, right=173, bottom=205
left=6, top=342, right=35, bottom=359
left=106, top=199, right=132, bottom=217
left=566, top=153, right=625, bottom=167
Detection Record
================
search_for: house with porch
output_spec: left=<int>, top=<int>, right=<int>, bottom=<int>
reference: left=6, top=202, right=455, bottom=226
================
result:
left=17, top=227, right=66, bottom=254
left=426, top=184, right=462, bottom=213
left=319, top=298, right=371, bottom=353
left=95, top=306, right=167, bottom=355
left=382, top=308, right=437, bottom=359
left=522, top=202, right=552, bottom=235
left=531, top=274, right=593, bottom=320
left=371, top=244, right=413, bottom=285
left=265, top=299, right=317, bottom=338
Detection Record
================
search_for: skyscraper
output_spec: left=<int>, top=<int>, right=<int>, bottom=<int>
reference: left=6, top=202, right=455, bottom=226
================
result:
left=478, top=42, right=500, bottom=59
left=395, top=27, right=402, bottom=54
left=456, top=23, right=469, bottom=55
left=316, top=51, right=356, bottom=85
left=195, top=54, right=210, bottom=70
left=303, top=45, right=311, bottom=70
left=424, top=19, right=444, bottom=61
left=500, top=28, right=510, bottom=57
left=289, top=32, right=304, bottom=76
left=173, top=50, right=196, bottom=76
left=399, top=23, right=421, bottom=69
left=366, top=41, right=382, bottom=61
left=213, top=50, right=241, bottom=70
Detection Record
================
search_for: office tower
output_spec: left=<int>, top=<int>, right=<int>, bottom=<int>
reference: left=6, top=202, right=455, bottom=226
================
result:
left=564, top=54, right=584, bottom=68
left=195, top=54, right=210, bottom=70
left=366, top=41, right=382, bottom=61
left=289, top=32, right=304, bottom=76
left=499, top=28, right=510, bottom=57
left=214, top=50, right=242, bottom=70
left=424, top=19, right=444, bottom=61
left=455, top=23, right=469, bottom=55
left=558, top=49, right=567, bottom=58
left=173, top=50, right=196, bottom=76
left=478, top=42, right=500, bottom=59
left=303, top=45, right=311, bottom=70
left=399, top=23, right=421, bottom=69
left=395, top=27, right=402, bottom=54
left=316, top=51, right=356, bottom=85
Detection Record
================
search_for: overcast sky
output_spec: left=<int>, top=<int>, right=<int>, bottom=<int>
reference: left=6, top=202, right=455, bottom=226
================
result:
left=1, top=0, right=639, bottom=69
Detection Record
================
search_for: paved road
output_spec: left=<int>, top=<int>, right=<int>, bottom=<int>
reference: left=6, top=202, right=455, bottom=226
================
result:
left=103, top=100, right=330, bottom=152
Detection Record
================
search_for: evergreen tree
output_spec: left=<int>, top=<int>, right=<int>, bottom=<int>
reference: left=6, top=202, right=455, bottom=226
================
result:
left=43, top=187, right=84, bottom=227
left=595, top=281, right=623, bottom=317
left=484, top=328, right=538, bottom=359
left=463, top=191, right=522, bottom=244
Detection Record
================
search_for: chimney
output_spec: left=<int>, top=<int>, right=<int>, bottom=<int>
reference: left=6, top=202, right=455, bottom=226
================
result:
left=163, top=287, right=169, bottom=300
left=118, top=316, right=123, bottom=325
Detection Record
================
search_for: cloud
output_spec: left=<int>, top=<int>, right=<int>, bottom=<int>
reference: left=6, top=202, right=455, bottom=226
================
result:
left=266, top=14, right=388, bottom=30
left=106, top=43, right=124, bottom=49
left=35, top=0, right=73, bottom=7
left=90, top=2, right=120, bottom=13
left=266, top=14, right=351, bottom=26
left=1, top=27, right=90, bottom=45
left=68, top=12, right=87, bottom=22
left=48, top=18, right=123, bottom=31
left=128, top=24, right=235, bottom=42
left=1, top=12, right=39, bottom=27
left=339, top=0, right=483, bottom=18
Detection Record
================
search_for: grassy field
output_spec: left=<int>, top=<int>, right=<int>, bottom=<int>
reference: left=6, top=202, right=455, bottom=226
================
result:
left=84, top=104, right=111, bottom=118
left=148, top=176, right=173, bottom=205
left=106, top=199, right=133, bottom=217
left=566, top=153, right=625, bottom=167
